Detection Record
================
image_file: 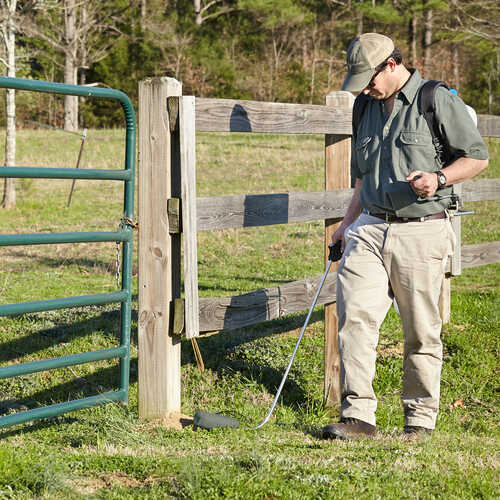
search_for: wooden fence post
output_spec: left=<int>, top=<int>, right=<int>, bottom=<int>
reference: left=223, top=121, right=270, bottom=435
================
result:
left=178, top=96, right=200, bottom=339
left=324, top=91, right=354, bottom=406
left=439, top=183, right=462, bottom=324
left=138, top=77, right=182, bottom=419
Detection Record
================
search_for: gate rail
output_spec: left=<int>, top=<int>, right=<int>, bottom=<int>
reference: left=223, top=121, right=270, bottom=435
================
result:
left=0, top=76, right=136, bottom=429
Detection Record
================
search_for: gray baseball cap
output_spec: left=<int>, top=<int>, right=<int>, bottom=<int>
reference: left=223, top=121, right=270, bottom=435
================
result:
left=342, top=33, right=394, bottom=91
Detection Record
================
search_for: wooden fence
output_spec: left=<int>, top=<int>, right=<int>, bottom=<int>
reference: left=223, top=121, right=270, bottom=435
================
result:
left=138, top=77, right=500, bottom=420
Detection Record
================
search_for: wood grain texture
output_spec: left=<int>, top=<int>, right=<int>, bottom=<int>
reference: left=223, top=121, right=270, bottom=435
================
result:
left=477, top=114, right=500, bottom=138
left=461, top=241, right=500, bottom=268
left=194, top=179, right=496, bottom=233
left=138, top=77, right=182, bottom=419
left=450, top=183, right=462, bottom=276
left=179, top=96, right=200, bottom=339
left=198, top=237, right=500, bottom=333
left=439, top=277, right=451, bottom=324
left=323, top=91, right=354, bottom=406
left=195, top=97, right=352, bottom=134
left=196, top=189, right=352, bottom=231
left=441, top=182, right=463, bottom=323
left=198, top=273, right=337, bottom=332
left=462, top=178, right=500, bottom=202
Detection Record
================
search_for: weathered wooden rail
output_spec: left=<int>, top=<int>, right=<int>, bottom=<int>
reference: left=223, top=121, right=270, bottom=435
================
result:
left=138, top=76, right=500, bottom=420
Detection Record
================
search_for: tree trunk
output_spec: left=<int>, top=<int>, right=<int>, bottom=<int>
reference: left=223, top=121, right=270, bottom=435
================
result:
left=356, top=0, right=363, bottom=35
left=357, top=14, right=363, bottom=36
left=423, top=3, right=433, bottom=77
left=79, top=2, right=87, bottom=86
left=64, top=0, right=78, bottom=132
left=194, top=0, right=202, bottom=25
left=141, top=0, right=147, bottom=28
left=310, top=28, right=320, bottom=104
left=452, top=44, right=460, bottom=91
left=2, top=0, right=18, bottom=209
left=408, top=13, right=417, bottom=67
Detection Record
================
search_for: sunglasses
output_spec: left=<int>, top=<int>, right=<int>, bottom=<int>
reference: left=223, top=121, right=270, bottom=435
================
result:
left=367, top=61, right=388, bottom=88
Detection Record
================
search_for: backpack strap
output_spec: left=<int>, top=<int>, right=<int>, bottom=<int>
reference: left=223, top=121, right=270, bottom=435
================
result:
left=352, top=92, right=371, bottom=142
left=353, top=83, right=453, bottom=167
left=418, top=80, right=451, bottom=166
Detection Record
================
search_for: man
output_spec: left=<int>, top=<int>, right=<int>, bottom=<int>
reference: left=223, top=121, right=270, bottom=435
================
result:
left=322, top=33, right=488, bottom=440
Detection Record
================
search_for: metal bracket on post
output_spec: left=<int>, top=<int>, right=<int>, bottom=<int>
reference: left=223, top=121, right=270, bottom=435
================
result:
left=168, top=97, right=180, bottom=132
left=167, top=198, right=182, bottom=234
left=172, top=298, right=185, bottom=335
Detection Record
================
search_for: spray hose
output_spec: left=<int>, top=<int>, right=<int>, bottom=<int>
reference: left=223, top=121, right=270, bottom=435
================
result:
left=194, top=242, right=342, bottom=431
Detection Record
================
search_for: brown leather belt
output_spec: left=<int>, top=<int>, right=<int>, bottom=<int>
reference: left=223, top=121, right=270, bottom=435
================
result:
left=367, top=210, right=446, bottom=223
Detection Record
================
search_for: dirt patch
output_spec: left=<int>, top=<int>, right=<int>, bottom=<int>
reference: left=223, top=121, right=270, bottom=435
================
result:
left=377, top=341, right=404, bottom=358
left=101, top=472, right=144, bottom=488
left=148, top=411, right=194, bottom=430
left=67, top=476, right=108, bottom=495
left=68, top=473, right=166, bottom=495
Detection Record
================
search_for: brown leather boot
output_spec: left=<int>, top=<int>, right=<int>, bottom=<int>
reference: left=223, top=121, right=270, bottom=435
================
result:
left=403, top=425, right=433, bottom=436
left=322, top=417, right=376, bottom=440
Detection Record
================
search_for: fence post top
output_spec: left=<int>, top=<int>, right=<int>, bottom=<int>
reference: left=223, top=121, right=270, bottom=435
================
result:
left=139, top=77, right=182, bottom=95
left=326, top=91, right=355, bottom=108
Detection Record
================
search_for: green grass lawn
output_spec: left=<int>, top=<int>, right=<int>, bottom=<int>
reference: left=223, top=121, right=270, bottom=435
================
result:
left=0, top=129, right=498, bottom=499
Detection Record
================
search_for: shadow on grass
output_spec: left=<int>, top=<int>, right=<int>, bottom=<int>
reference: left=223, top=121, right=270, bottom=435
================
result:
left=0, top=308, right=137, bottom=363
left=3, top=248, right=115, bottom=273
left=0, top=358, right=138, bottom=438
left=0, top=414, right=81, bottom=440
left=182, top=308, right=324, bottom=407
left=0, top=304, right=322, bottom=433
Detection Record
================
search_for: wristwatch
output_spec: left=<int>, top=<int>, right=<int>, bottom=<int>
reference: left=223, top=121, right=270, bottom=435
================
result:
left=436, top=170, right=447, bottom=189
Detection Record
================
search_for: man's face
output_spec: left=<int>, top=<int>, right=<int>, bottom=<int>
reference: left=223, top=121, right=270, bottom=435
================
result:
left=362, top=60, right=396, bottom=100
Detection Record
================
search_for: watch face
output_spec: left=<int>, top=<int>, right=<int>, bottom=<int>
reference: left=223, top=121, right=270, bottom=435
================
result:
left=438, top=173, right=446, bottom=187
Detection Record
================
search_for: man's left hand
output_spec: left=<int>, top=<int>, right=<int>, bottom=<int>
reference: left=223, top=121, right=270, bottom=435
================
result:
left=406, top=171, right=438, bottom=198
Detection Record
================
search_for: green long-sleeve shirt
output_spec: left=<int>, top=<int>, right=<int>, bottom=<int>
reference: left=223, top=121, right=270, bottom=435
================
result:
left=351, top=69, right=489, bottom=217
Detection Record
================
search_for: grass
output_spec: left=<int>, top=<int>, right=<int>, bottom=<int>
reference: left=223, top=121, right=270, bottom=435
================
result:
left=0, top=129, right=498, bottom=499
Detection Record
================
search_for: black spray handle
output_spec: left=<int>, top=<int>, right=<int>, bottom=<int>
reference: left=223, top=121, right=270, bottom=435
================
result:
left=328, top=240, right=343, bottom=262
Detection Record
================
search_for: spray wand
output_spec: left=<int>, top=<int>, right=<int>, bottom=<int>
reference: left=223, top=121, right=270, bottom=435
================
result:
left=193, top=241, right=342, bottom=431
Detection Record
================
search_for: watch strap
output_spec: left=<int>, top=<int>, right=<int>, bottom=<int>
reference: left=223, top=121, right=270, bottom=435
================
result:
left=436, top=170, right=447, bottom=189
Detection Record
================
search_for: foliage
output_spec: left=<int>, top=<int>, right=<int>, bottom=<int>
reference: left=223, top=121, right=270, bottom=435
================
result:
left=0, top=0, right=497, bottom=129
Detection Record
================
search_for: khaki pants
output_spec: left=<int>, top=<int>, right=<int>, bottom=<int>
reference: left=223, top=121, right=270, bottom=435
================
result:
left=337, top=212, right=455, bottom=429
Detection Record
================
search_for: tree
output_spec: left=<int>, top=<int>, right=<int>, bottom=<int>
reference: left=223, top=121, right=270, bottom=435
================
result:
left=143, top=2, right=192, bottom=80
left=193, top=0, right=236, bottom=25
left=422, top=0, right=433, bottom=77
left=0, top=0, right=18, bottom=208
left=237, top=0, right=314, bottom=101
left=442, top=0, right=500, bottom=112
left=23, top=0, right=131, bottom=131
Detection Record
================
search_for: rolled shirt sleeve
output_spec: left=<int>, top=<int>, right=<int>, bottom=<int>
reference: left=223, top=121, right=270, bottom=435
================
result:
left=435, top=88, right=489, bottom=161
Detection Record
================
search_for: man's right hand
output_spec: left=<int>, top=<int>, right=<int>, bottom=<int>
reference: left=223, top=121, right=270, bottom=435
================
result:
left=331, top=178, right=363, bottom=252
left=331, top=221, right=351, bottom=252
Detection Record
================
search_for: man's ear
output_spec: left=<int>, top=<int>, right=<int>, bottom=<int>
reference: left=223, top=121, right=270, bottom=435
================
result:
left=386, top=58, right=397, bottom=72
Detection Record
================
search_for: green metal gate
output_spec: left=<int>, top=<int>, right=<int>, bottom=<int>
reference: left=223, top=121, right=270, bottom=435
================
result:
left=0, top=76, right=136, bottom=429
